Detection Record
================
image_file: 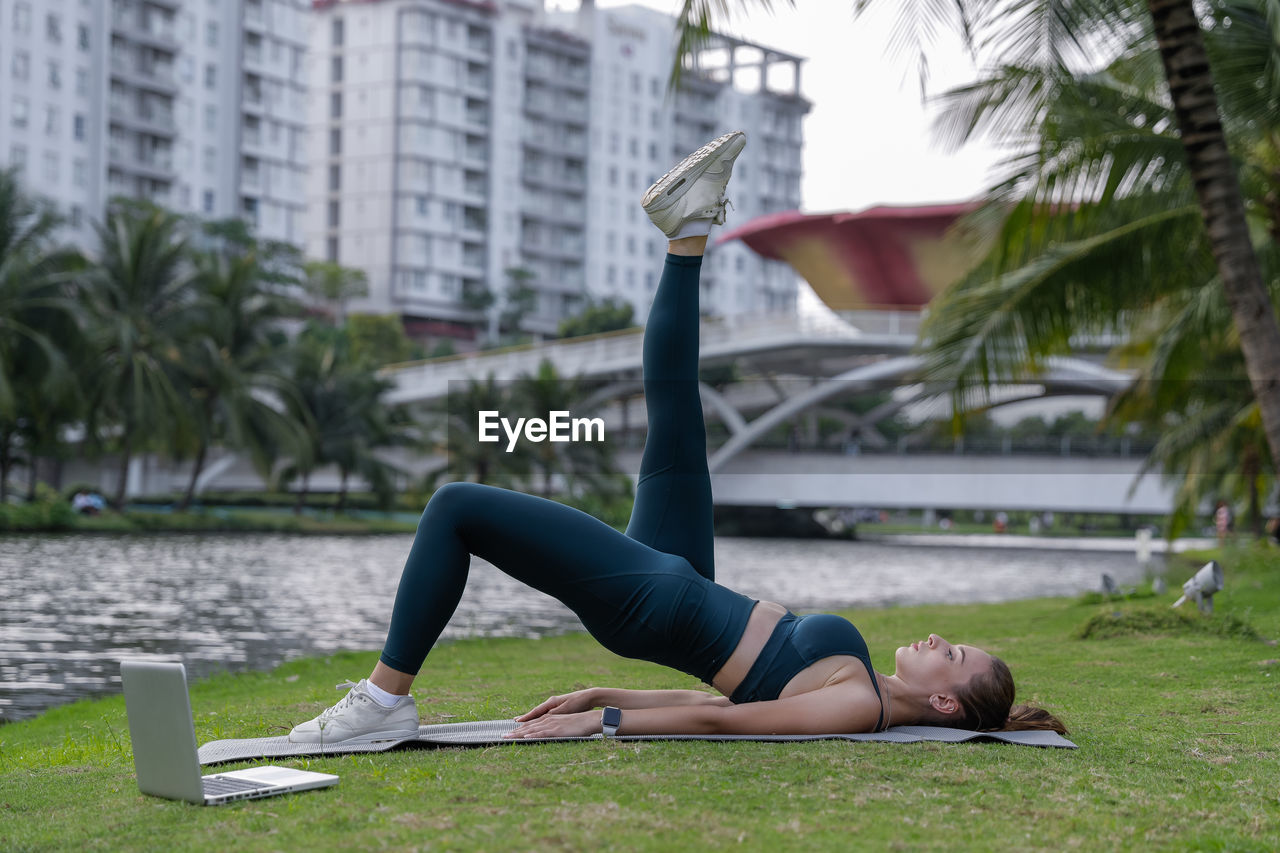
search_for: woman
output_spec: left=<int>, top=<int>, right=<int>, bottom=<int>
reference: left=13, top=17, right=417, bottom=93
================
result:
left=289, top=132, right=1066, bottom=744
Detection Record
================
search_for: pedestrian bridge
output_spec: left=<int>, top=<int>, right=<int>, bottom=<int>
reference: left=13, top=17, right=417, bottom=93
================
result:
left=624, top=449, right=1173, bottom=513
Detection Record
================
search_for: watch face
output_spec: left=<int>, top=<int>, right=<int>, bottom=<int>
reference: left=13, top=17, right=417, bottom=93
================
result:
left=602, top=707, right=622, bottom=728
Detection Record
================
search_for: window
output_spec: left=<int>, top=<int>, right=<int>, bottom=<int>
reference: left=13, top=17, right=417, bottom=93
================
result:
left=12, top=97, right=29, bottom=128
left=326, top=236, right=339, bottom=262
left=626, top=235, right=635, bottom=255
left=43, top=151, right=59, bottom=184
left=204, top=105, right=216, bottom=131
left=331, top=56, right=343, bottom=83
left=12, top=51, right=29, bottom=81
left=648, top=142, right=658, bottom=162
left=327, top=200, right=340, bottom=227
left=329, top=128, right=341, bottom=155
left=73, top=158, right=87, bottom=187
left=46, top=13, right=61, bottom=43
left=416, top=196, right=428, bottom=215
left=204, top=64, right=216, bottom=89
left=330, top=92, right=342, bottom=119
left=205, top=21, right=218, bottom=47
left=70, top=206, right=82, bottom=228
left=48, top=60, right=61, bottom=89
left=73, top=113, right=85, bottom=140
left=13, top=2, right=31, bottom=33
left=9, top=144, right=27, bottom=169
left=203, top=146, right=216, bottom=175
left=331, top=17, right=344, bottom=46
left=628, top=137, right=639, bottom=157
left=78, top=23, right=90, bottom=50
left=328, top=164, right=340, bottom=191
left=75, top=67, right=88, bottom=96
left=607, top=166, right=617, bottom=187
left=203, top=190, right=215, bottom=213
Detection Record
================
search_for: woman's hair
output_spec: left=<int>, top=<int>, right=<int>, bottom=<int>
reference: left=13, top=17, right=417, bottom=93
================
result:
left=953, top=656, right=1068, bottom=735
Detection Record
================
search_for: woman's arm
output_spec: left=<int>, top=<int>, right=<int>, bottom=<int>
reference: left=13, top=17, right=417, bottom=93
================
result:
left=595, top=688, right=732, bottom=711
left=507, top=685, right=872, bottom=738
left=515, top=687, right=729, bottom=722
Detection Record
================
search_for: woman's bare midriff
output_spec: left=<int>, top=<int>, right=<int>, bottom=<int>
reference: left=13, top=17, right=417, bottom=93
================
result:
left=709, top=600, right=873, bottom=700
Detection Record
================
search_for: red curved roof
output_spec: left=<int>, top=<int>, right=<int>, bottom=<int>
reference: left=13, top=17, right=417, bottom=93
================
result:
left=718, top=203, right=982, bottom=310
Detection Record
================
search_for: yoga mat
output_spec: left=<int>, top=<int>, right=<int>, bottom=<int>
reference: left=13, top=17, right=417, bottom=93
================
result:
left=198, top=720, right=1076, bottom=765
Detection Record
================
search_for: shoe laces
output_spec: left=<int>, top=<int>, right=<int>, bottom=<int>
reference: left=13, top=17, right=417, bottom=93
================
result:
left=317, top=680, right=365, bottom=724
left=712, top=195, right=734, bottom=225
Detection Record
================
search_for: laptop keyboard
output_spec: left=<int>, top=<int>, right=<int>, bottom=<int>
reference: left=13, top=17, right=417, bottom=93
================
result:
left=203, top=776, right=270, bottom=797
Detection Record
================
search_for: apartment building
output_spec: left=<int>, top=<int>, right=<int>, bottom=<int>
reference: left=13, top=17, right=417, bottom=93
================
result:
left=309, top=0, right=807, bottom=338
left=0, top=0, right=307, bottom=248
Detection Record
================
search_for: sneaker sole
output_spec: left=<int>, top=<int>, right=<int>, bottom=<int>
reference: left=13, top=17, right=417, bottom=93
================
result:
left=287, top=726, right=421, bottom=746
left=641, top=130, right=746, bottom=210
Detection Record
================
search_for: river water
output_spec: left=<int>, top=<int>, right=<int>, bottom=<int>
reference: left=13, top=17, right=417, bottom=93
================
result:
left=0, top=533, right=1164, bottom=723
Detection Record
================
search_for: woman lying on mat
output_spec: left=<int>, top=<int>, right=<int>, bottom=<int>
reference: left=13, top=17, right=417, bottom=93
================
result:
left=289, top=132, right=1066, bottom=744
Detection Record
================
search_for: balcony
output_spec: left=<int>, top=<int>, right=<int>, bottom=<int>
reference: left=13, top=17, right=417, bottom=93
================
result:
left=464, top=69, right=490, bottom=92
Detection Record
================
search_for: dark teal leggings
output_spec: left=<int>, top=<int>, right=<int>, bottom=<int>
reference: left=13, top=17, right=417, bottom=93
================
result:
left=380, top=254, right=756, bottom=683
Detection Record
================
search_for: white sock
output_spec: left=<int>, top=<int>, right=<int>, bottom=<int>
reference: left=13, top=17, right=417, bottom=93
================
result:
left=670, top=218, right=713, bottom=240
left=364, top=679, right=405, bottom=708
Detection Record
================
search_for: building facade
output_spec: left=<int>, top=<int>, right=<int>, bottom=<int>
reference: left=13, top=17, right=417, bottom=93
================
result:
left=0, top=0, right=308, bottom=249
left=309, top=0, right=808, bottom=337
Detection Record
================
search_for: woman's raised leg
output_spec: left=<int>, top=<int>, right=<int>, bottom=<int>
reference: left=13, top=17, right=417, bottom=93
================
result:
left=625, top=131, right=747, bottom=581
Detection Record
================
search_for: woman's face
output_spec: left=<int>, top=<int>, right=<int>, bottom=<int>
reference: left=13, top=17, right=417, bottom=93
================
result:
left=893, top=633, right=992, bottom=692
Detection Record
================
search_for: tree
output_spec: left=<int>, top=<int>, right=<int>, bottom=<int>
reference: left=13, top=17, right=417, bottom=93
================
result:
left=0, top=167, right=84, bottom=501
left=512, top=360, right=622, bottom=498
left=84, top=200, right=194, bottom=508
left=673, top=0, right=1280, bottom=480
left=303, top=260, right=368, bottom=326
left=557, top=297, right=636, bottom=339
left=500, top=266, right=538, bottom=335
left=174, top=245, right=305, bottom=509
left=277, top=324, right=406, bottom=512
left=344, top=313, right=417, bottom=367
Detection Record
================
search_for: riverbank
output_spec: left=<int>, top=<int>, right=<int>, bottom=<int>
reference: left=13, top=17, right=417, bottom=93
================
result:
left=4, top=547, right=1277, bottom=850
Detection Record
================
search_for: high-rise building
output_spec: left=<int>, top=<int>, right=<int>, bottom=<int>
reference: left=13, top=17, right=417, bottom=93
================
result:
left=0, top=0, right=308, bottom=248
left=309, top=0, right=807, bottom=339
left=561, top=2, right=806, bottom=319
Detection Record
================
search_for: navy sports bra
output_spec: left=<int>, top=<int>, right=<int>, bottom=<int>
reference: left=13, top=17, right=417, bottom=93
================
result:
left=728, top=611, right=885, bottom=729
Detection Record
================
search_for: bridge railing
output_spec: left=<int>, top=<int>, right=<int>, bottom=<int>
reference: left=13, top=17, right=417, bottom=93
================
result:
left=383, top=311, right=865, bottom=403
left=707, top=433, right=1159, bottom=458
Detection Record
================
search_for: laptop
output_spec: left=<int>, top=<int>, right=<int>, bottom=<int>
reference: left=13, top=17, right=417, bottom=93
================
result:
left=120, top=659, right=338, bottom=806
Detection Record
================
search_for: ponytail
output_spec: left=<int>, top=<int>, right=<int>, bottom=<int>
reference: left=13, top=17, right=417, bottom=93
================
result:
left=954, top=656, right=1068, bottom=735
left=1004, top=703, right=1068, bottom=735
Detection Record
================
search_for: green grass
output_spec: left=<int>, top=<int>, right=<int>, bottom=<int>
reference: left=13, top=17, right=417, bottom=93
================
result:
left=69, top=508, right=420, bottom=535
left=3, top=547, right=1279, bottom=851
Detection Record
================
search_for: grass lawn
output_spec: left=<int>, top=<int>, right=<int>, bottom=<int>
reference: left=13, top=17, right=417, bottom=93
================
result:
left=2, top=548, right=1278, bottom=851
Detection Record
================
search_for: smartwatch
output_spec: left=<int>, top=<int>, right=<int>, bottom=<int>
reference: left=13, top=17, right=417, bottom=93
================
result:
left=601, top=706, right=622, bottom=738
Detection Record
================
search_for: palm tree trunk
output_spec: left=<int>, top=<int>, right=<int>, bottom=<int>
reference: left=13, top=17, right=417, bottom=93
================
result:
left=178, top=398, right=216, bottom=512
left=0, top=428, right=11, bottom=503
left=113, top=425, right=134, bottom=510
left=1145, top=0, right=1280, bottom=480
left=26, top=456, right=38, bottom=502
left=295, top=471, right=309, bottom=515
left=179, top=438, right=208, bottom=512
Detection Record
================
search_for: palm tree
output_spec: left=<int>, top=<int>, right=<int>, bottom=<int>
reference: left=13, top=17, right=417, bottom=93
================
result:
left=84, top=200, right=194, bottom=508
left=431, top=373, right=533, bottom=487
left=174, top=246, right=305, bottom=509
left=277, top=324, right=406, bottom=512
left=512, top=360, right=622, bottom=498
left=0, top=167, right=84, bottom=501
left=672, top=0, right=1280, bottom=477
left=303, top=260, right=368, bottom=326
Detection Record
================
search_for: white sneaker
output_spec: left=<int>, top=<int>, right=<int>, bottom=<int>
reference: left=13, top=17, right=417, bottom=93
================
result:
left=642, top=130, right=747, bottom=239
left=288, top=679, right=419, bottom=745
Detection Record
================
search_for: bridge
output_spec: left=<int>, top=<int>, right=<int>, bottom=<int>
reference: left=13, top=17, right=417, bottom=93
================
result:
left=375, top=311, right=1169, bottom=514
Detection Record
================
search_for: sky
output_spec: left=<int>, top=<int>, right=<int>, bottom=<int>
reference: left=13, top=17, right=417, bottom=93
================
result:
left=550, top=0, right=1009, bottom=214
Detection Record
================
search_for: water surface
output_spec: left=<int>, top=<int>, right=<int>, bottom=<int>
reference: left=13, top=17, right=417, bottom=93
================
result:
left=0, top=533, right=1161, bottom=722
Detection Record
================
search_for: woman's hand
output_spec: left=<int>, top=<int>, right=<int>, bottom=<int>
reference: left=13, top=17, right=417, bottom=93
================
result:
left=503, top=710, right=601, bottom=739
left=514, top=688, right=599, bottom=722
